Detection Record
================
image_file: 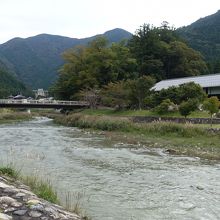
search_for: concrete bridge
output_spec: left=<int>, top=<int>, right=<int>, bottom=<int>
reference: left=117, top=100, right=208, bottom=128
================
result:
left=0, top=99, right=89, bottom=109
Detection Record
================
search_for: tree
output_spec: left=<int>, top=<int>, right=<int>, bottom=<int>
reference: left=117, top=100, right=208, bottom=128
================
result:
left=166, top=41, right=208, bottom=78
left=101, top=81, right=129, bottom=109
left=203, top=96, right=220, bottom=126
left=150, top=82, right=206, bottom=107
left=128, top=23, right=209, bottom=81
left=154, top=99, right=176, bottom=115
left=77, top=87, right=100, bottom=109
left=52, top=37, right=137, bottom=100
left=126, top=76, right=155, bottom=109
left=179, top=99, right=199, bottom=118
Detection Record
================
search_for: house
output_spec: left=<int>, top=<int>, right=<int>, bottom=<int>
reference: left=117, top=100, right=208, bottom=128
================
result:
left=33, top=89, right=49, bottom=99
left=152, top=73, right=220, bottom=96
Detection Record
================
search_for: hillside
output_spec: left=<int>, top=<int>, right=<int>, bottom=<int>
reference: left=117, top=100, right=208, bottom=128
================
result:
left=177, top=10, right=220, bottom=64
left=0, top=28, right=132, bottom=89
left=0, top=69, right=31, bottom=98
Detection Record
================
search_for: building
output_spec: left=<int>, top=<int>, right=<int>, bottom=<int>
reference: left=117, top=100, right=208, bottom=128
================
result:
left=152, top=73, right=220, bottom=96
left=33, top=89, right=49, bottom=99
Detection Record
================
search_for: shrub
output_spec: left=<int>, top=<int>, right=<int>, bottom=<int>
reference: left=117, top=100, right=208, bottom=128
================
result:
left=179, top=99, right=199, bottom=118
left=154, top=99, right=176, bottom=115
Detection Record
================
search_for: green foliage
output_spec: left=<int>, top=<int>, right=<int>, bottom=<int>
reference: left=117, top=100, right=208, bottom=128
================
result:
left=22, top=176, right=58, bottom=203
left=203, top=96, right=220, bottom=117
left=52, top=37, right=136, bottom=100
left=77, top=87, right=100, bottom=109
left=179, top=99, right=199, bottom=118
left=126, top=76, right=155, bottom=109
left=0, top=166, right=18, bottom=178
left=0, top=69, right=32, bottom=98
left=177, top=10, right=220, bottom=67
left=150, top=82, right=206, bottom=107
left=128, top=23, right=208, bottom=81
left=0, top=29, right=132, bottom=89
left=154, top=99, right=176, bottom=115
left=101, top=81, right=129, bottom=109
left=54, top=113, right=209, bottom=138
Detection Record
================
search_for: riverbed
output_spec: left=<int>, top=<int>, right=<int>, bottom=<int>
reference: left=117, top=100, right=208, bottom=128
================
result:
left=0, top=117, right=220, bottom=220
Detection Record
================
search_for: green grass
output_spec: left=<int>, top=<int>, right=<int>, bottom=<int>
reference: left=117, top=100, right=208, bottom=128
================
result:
left=80, top=108, right=210, bottom=118
left=22, top=176, right=59, bottom=204
left=0, top=165, right=58, bottom=204
left=0, top=166, right=19, bottom=178
left=54, top=113, right=220, bottom=160
left=0, top=165, right=88, bottom=218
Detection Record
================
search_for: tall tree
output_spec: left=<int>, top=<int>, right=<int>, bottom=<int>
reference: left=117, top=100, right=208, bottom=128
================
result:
left=128, top=23, right=209, bottom=81
left=52, top=37, right=137, bottom=100
left=127, top=76, right=155, bottom=109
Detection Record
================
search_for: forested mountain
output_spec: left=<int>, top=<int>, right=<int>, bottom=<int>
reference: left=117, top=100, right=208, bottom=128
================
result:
left=0, top=28, right=132, bottom=89
left=177, top=10, right=220, bottom=72
left=52, top=24, right=208, bottom=103
left=0, top=69, right=31, bottom=98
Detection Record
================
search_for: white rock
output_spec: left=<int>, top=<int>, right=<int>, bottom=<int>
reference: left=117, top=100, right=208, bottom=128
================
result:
left=0, top=182, right=10, bottom=188
left=0, top=196, right=16, bottom=205
left=14, top=192, right=26, bottom=198
left=11, top=201, right=22, bottom=207
left=27, top=199, right=41, bottom=205
left=29, top=210, right=42, bottom=218
left=0, top=213, right=12, bottom=220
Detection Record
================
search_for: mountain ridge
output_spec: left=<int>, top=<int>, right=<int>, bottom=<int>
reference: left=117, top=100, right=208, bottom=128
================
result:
left=177, top=9, right=220, bottom=64
left=0, top=28, right=132, bottom=89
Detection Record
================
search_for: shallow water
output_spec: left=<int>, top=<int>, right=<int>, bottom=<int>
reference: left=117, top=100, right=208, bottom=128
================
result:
left=0, top=117, right=220, bottom=220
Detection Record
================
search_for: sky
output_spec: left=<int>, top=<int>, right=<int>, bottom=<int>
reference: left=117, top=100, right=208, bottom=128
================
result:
left=1, top=0, right=220, bottom=43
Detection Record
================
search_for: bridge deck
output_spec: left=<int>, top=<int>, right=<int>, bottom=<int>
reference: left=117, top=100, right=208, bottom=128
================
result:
left=0, top=99, right=89, bottom=109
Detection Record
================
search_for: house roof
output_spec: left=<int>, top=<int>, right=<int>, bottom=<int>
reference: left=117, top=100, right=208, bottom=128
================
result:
left=152, top=73, right=220, bottom=91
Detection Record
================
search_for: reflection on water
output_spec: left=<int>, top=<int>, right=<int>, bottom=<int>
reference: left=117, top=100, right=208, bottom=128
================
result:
left=0, top=117, right=220, bottom=220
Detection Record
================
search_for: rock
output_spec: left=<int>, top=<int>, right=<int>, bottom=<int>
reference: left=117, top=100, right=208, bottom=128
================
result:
left=0, top=196, right=17, bottom=205
left=165, top=149, right=177, bottom=154
left=11, top=201, right=22, bottom=207
left=14, top=192, right=26, bottom=198
left=29, top=210, right=42, bottom=218
left=3, top=187, right=18, bottom=194
left=30, top=204, right=45, bottom=212
left=13, top=209, right=28, bottom=215
left=4, top=207, right=16, bottom=213
left=0, top=182, right=10, bottom=189
left=0, top=177, right=81, bottom=220
left=0, top=213, right=12, bottom=220
left=27, top=199, right=41, bottom=205
left=19, top=189, right=36, bottom=196
left=196, top=186, right=204, bottom=190
left=179, top=202, right=196, bottom=210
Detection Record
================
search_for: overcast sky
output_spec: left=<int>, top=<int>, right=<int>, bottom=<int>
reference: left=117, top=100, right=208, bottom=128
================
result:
left=1, top=0, right=220, bottom=43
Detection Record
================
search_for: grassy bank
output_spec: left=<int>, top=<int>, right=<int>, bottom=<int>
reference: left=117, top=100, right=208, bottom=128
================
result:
left=53, top=112, right=220, bottom=160
left=0, top=165, right=58, bottom=203
left=0, top=165, right=90, bottom=219
left=0, top=109, right=32, bottom=124
left=79, top=108, right=211, bottom=118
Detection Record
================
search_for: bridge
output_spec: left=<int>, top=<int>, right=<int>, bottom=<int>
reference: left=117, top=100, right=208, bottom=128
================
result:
left=0, top=99, right=89, bottom=109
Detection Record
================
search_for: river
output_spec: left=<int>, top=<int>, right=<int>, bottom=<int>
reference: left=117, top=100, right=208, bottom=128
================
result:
left=0, top=117, right=220, bottom=220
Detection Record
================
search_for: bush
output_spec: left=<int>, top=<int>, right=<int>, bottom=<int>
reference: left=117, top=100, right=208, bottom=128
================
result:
left=179, top=99, right=198, bottom=118
left=154, top=99, right=177, bottom=115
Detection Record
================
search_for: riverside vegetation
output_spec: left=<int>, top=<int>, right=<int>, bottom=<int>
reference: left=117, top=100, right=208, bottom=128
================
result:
left=0, top=165, right=90, bottom=219
left=52, top=111, right=220, bottom=160
left=0, top=109, right=32, bottom=124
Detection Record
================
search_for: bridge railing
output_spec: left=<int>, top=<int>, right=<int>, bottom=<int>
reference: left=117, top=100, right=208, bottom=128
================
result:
left=0, top=99, right=89, bottom=106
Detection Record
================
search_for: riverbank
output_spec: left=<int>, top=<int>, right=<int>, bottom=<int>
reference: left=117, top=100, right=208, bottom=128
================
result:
left=0, top=172, right=81, bottom=220
left=52, top=112, right=220, bottom=160
left=0, top=109, right=32, bottom=124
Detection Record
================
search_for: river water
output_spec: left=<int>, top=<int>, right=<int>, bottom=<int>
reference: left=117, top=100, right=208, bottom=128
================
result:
left=0, top=117, right=220, bottom=220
